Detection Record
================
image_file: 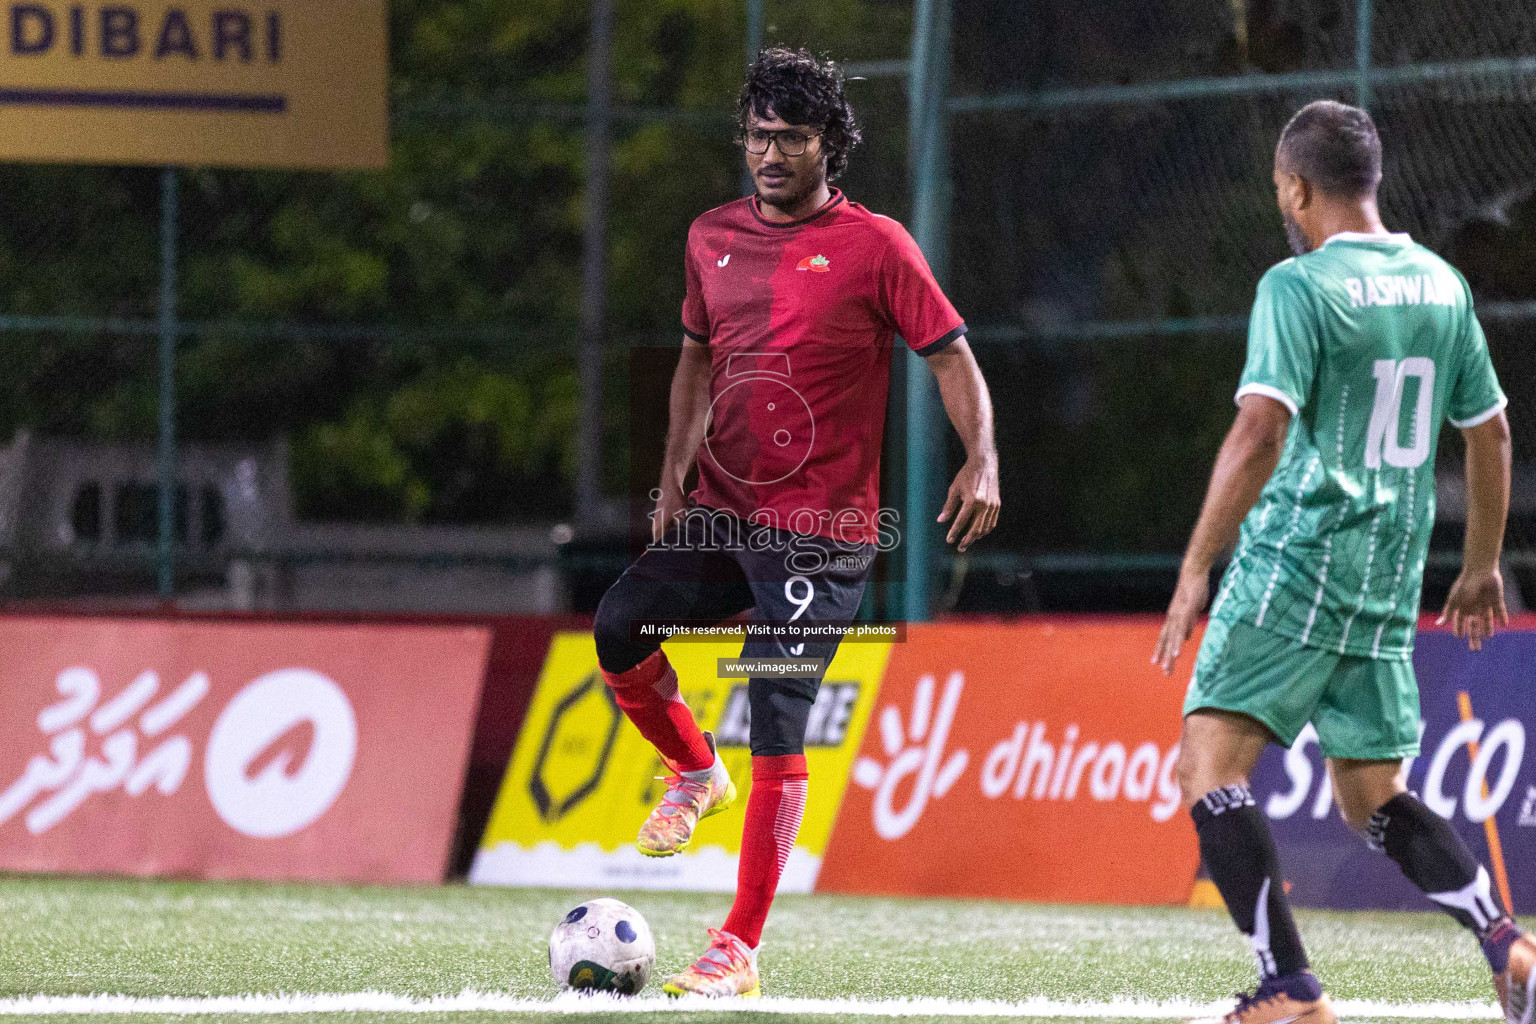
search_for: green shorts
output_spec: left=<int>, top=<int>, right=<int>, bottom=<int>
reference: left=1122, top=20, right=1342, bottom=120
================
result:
left=1183, top=617, right=1421, bottom=760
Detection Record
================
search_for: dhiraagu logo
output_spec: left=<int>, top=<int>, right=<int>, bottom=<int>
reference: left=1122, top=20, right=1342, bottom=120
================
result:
left=850, top=668, right=1184, bottom=842
left=851, top=671, right=968, bottom=841
left=470, top=632, right=890, bottom=891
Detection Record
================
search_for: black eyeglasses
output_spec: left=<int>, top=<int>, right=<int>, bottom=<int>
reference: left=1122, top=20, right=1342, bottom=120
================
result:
left=741, top=128, right=822, bottom=157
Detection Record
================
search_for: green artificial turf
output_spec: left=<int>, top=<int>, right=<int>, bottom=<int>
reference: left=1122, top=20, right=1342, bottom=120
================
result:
left=0, top=875, right=1513, bottom=1023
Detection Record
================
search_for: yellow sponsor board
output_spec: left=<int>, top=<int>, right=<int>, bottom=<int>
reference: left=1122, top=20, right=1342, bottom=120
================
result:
left=0, top=1, right=385, bottom=168
left=470, top=631, right=889, bottom=891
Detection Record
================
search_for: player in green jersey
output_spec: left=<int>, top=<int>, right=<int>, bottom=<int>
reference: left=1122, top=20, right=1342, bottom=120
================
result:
left=1154, top=100, right=1533, bottom=1024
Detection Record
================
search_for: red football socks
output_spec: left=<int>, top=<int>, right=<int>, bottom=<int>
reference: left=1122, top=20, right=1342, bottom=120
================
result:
left=722, top=754, right=809, bottom=948
left=601, top=650, right=714, bottom=773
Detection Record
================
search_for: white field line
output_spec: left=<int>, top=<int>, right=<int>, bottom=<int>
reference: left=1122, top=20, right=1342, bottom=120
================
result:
left=0, top=992, right=1504, bottom=1019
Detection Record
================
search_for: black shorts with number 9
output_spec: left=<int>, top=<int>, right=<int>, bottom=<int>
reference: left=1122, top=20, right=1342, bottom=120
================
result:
left=593, top=504, right=875, bottom=756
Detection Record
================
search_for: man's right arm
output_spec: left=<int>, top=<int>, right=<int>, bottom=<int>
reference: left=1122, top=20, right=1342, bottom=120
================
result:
left=1439, top=410, right=1512, bottom=649
left=1152, top=264, right=1309, bottom=675
left=653, top=337, right=713, bottom=542
left=1152, top=394, right=1292, bottom=674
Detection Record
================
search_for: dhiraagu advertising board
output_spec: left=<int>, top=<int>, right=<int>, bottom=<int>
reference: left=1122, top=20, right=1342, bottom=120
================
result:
left=0, top=1, right=385, bottom=168
left=470, top=631, right=888, bottom=891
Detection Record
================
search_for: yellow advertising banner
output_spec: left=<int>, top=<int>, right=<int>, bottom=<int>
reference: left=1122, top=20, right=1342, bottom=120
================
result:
left=0, top=1, right=386, bottom=168
left=470, top=631, right=889, bottom=892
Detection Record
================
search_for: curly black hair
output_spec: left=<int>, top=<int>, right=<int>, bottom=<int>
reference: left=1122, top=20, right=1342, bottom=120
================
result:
left=738, top=47, right=862, bottom=180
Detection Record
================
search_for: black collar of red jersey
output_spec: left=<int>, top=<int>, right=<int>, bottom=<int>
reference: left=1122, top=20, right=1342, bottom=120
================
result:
left=748, top=188, right=847, bottom=229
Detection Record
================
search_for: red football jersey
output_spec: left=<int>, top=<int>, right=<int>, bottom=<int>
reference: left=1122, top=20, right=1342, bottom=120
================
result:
left=681, top=189, right=965, bottom=544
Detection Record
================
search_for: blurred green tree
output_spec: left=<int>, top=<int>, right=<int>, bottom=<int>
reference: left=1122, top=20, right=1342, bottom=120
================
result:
left=0, top=0, right=910, bottom=524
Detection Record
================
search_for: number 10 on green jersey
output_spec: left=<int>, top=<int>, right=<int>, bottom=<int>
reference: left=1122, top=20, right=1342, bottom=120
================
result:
left=1211, top=232, right=1507, bottom=661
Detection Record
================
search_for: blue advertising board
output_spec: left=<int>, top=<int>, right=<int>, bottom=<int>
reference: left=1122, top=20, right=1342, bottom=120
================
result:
left=1251, top=626, right=1535, bottom=912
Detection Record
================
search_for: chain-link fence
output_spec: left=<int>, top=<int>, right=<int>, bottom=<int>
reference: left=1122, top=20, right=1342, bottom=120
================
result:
left=0, top=0, right=1530, bottom=617
left=944, top=0, right=1536, bottom=614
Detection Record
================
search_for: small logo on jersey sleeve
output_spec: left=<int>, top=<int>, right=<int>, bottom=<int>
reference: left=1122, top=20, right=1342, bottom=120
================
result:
left=796, top=254, right=830, bottom=273
left=717, top=254, right=730, bottom=268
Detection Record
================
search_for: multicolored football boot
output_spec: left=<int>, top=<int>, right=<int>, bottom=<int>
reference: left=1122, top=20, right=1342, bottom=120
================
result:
left=635, top=731, right=735, bottom=857
left=662, top=928, right=760, bottom=998
left=1188, top=972, right=1336, bottom=1024
left=1492, top=925, right=1536, bottom=1024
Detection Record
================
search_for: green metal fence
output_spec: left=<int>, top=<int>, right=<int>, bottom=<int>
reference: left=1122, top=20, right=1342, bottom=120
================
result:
left=1, top=0, right=1532, bottom=619
left=909, top=0, right=1536, bottom=618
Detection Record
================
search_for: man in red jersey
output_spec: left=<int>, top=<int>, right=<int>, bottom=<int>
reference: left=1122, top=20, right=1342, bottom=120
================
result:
left=592, top=47, right=999, bottom=998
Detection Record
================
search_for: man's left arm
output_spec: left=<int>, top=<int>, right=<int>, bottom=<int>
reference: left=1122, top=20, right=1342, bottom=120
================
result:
left=925, top=337, right=1000, bottom=553
left=1441, top=299, right=1512, bottom=649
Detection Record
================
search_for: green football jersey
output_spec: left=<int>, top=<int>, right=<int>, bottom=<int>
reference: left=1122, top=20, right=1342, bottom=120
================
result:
left=1210, top=232, right=1506, bottom=661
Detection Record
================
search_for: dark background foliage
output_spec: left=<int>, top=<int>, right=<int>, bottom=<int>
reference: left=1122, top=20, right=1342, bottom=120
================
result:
left=0, top=0, right=1529, bottom=554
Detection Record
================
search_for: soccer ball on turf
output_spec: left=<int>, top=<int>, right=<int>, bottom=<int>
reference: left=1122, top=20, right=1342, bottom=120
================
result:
left=548, top=898, right=655, bottom=995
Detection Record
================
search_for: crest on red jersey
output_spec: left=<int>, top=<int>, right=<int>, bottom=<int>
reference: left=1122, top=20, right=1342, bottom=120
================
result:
left=795, top=254, right=831, bottom=273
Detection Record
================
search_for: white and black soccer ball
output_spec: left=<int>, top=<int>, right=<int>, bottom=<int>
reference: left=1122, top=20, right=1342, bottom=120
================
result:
left=548, top=898, right=655, bottom=995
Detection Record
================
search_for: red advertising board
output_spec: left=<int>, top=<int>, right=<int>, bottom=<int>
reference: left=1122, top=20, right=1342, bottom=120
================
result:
left=0, top=616, right=490, bottom=883
left=819, top=619, right=1201, bottom=904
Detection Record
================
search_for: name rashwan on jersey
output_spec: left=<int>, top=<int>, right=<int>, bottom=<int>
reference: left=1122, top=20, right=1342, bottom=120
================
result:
left=1210, top=232, right=1507, bottom=661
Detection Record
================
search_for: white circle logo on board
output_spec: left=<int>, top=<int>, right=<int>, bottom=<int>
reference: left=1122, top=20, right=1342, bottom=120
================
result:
left=204, top=669, right=358, bottom=838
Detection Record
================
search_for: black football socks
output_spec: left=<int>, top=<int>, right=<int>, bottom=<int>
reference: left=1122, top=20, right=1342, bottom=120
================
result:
left=1191, top=785, right=1312, bottom=981
left=1368, top=792, right=1519, bottom=971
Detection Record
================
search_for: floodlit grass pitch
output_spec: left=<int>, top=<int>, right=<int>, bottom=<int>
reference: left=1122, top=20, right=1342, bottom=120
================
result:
left=0, top=876, right=1515, bottom=1022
